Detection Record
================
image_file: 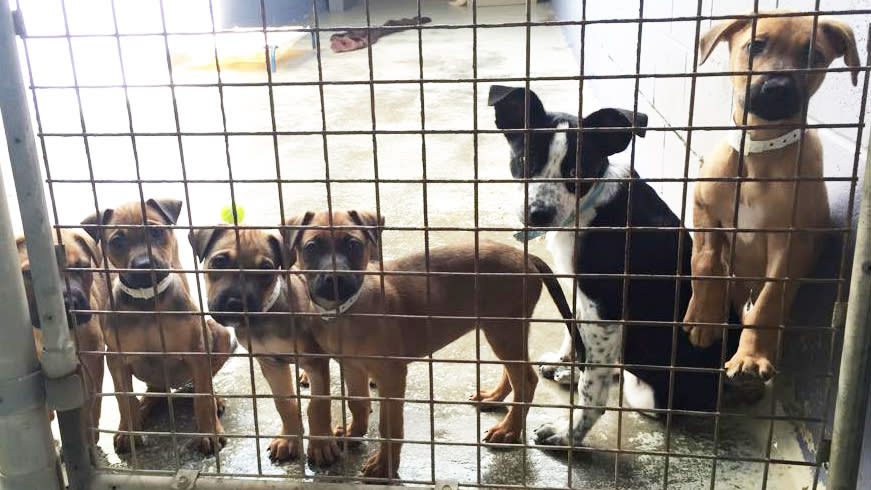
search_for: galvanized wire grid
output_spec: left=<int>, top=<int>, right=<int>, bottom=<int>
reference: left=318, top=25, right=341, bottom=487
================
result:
left=11, top=0, right=871, bottom=488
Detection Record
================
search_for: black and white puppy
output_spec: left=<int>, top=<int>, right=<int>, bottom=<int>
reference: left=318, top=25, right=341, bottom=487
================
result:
left=489, top=85, right=735, bottom=447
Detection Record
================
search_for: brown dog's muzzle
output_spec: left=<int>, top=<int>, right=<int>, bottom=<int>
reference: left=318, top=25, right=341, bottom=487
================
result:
left=747, top=75, right=802, bottom=121
left=121, top=253, right=169, bottom=288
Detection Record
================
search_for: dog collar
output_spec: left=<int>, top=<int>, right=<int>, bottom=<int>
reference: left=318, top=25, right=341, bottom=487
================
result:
left=262, top=277, right=283, bottom=312
left=117, top=274, right=174, bottom=300
left=514, top=181, right=605, bottom=242
left=310, top=287, right=363, bottom=321
left=728, top=128, right=803, bottom=155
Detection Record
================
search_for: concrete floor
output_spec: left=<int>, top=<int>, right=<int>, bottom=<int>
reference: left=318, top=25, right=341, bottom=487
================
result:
left=3, top=0, right=823, bottom=488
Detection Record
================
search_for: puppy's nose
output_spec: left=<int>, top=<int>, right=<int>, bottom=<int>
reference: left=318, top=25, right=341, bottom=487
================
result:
left=225, top=297, right=244, bottom=312
left=760, top=76, right=795, bottom=99
left=529, top=206, right=557, bottom=227
left=130, top=255, right=154, bottom=270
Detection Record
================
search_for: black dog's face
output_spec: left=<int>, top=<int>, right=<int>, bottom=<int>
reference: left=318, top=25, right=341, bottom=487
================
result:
left=488, top=85, right=647, bottom=228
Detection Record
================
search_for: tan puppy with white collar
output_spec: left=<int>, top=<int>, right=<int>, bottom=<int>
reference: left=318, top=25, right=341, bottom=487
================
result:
left=684, top=13, right=859, bottom=379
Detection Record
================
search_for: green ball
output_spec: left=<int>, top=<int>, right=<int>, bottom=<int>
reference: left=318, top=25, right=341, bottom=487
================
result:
left=221, top=204, right=245, bottom=224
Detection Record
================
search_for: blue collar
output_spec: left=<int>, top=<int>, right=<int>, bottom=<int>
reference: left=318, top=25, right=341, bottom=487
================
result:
left=514, top=181, right=604, bottom=242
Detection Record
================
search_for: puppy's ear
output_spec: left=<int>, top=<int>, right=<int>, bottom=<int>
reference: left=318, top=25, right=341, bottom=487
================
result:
left=189, top=227, right=228, bottom=263
left=146, top=198, right=184, bottom=225
left=81, top=208, right=113, bottom=242
left=347, top=210, right=384, bottom=262
left=488, top=85, right=547, bottom=137
left=583, top=108, right=648, bottom=157
left=266, top=233, right=286, bottom=270
left=282, top=211, right=315, bottom=268
left=71, top=230, right=103, bottom=265
left=699, top=17, right=750, bottom=65
left=820, top=18, right=860, bottom=86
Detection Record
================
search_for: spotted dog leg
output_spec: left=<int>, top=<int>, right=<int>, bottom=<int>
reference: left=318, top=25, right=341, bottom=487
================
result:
left=534, top=323, right=620, bottom=447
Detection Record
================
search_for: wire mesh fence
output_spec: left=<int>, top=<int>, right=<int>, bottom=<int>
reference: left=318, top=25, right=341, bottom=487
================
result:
left=2, top=0, right=870, bottom=489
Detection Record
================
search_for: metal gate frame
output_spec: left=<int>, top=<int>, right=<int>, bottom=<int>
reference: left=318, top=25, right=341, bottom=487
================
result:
left=1, top=0, right=871, bottom=489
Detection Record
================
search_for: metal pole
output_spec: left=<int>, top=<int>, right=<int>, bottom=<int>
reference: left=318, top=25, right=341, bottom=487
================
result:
left=0, top=170, right=63, bottom=489
left=0, top=2, right=90, bottom=488
left=829, top=129, right=871, bottom=489
left=0, top=0, right=77, bottom=380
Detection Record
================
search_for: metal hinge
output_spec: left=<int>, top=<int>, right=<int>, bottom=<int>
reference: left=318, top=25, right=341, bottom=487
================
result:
left=12, top=9, right=26, bottom=37
left=171, top=469, right=200, bottom=489
left=816, top=438, right=832, bottom=464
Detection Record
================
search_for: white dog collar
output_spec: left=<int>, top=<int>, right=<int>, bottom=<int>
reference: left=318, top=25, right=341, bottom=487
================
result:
left=311, top=287, right=363, bottom=321
left=728, top=128, right=802, bottom=155
left=117, top=274, right=174, bottom=300
left=262, top=277, right=283, bottom=312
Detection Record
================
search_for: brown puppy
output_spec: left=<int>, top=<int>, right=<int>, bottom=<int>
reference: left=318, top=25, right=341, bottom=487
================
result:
left=83, top=199, right=234, bottom=454
left=17, top=229, right=106, bottom=445
left=684, top=13, right=859, bottom=379
left=283, top=210, right=575, bottom=479
left=189, top=225, right=340, bottom=466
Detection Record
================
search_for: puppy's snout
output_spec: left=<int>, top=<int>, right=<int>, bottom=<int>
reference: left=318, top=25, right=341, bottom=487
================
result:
left=314, top=274, right=361, bottom=303
left=63, top=290, right=91, bottom=326
left=211, top=290, right=260, bottom=326
left=130, top=255, right=154, bottom=270
left=748, top=75, right=802, bottom=120
left=528, top=205, right=557, bottom=227
left=760, top=76, right=795, bottom=98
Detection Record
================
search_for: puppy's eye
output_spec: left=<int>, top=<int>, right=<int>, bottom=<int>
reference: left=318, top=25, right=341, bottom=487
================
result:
left=259, top=259, right=275, bottom=270
left=747, top=39, right=767, bottom=56
left=147, top=227, right=164, bottom=241
left=303, top=241, right=319, bottom=254
left=347, top=239, right=364, bottom=256
left=209, top=254, right=230, bottom=269
left=109, top=233, right=126, bottom=251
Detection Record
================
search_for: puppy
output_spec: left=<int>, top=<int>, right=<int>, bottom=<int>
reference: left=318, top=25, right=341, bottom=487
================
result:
left=489, top=85, right=737, bottom=448
left=684, top=13, right=859, bottom=379
left=83, top=198, right=234, bottom=454
left=282, top=210, right=576, bottom=479
left=17, top=229, right=106, bottom=444
left=189, top=225, right=340, bottom=465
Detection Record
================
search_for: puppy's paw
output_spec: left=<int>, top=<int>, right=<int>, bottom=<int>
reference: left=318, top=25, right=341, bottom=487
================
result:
left=361, top=452, right=395, bottom=479
left=538, top=351, right=562, bottom=380
left=725, top=350, right=776, bottom=381
left=307, top=438, right=341, bottom=467
left=552, top=366, right=582, bottom=386
left=267, top=436, right=301, bottom=462
left=113, top=433, right=144, bottom=454
left=483, top=421, right=520, bottom=444
left=533, top=423, right=569, bottom=447
left=196, top=434, right=226, bottom=455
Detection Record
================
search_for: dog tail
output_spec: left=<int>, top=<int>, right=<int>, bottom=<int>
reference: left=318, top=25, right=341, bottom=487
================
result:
left=528, top=254, right=586, bottom=362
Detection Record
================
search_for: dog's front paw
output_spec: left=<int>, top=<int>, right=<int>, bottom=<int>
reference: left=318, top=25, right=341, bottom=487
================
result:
left=552, top=366, right=582, bottom=385
left=196, top=434, right=227, bottom=455
left=538, top=352, right=562, bottom=379
left=113, top=433, right=144, bottom=454
left=361, top=451, right=395, bottom=479
left=533, top=423, right=569, bottom=447
left=725, top=349, right=775, bottom=381
left=307, top=438, right=341, bottom=467
left=685, top=325, right=722, bottom=349
left=268, top=436, right=301, bottom=462
left=483, top=421, right=520, bottom=444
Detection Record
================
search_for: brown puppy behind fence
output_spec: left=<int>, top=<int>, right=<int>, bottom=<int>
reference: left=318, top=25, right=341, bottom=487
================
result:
left=684, top=12, right=860, bottom=380
left=83, top=198, right=235, bottom=455
left=17, top=229, right=106, bottom=445
left=279, top=209, right=576, bottom=479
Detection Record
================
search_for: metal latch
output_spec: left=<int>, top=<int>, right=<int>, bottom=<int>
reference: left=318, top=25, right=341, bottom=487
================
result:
left=171, top=469, right=200, bottom=489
